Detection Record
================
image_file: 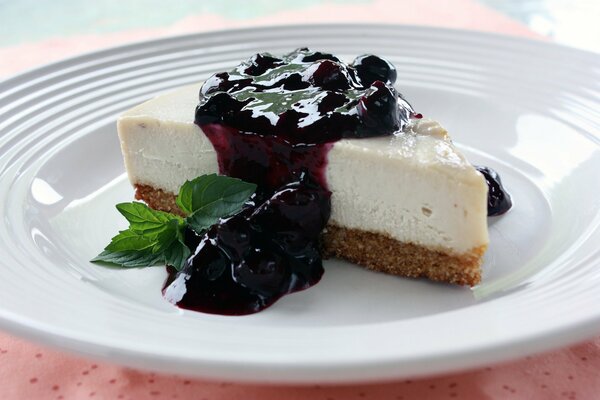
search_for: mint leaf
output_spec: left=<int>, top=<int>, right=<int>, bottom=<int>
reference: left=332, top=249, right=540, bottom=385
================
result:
left=116, top=202, right=183, bottom=238
left=163, top=219, right=192, bottom=270
left=149, top=219, right=177, bottom=251
left=164, top=239, right=192, bottom=271
left=91, top=249, right=163, bottom=268
left=104, top=229, right=155, bottom=252
left=177, top=174, right=256, bottom=215
left=92, top=204, right=189, bottom=270
left=177, top=174, right=256, bottom=232
left=185, top=208, right=233, bottom=234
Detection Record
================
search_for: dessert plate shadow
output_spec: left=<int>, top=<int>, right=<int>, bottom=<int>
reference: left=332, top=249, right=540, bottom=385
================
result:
left=0, top=24, right=599, bottom=383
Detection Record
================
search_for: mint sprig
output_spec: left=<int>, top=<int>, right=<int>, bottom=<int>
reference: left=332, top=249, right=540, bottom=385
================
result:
left=91, top=203, right=190, bottom=270
left=91, top=174, right=256, bottom=271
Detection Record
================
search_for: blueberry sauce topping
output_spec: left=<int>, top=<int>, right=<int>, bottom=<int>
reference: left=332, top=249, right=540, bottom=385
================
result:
left=195, top=48, right=415, bottom=144
left=163, top=173, right=330, bottom=315
left=160, top=49, right=511, bottom=315
left=475, top=166, right=513, bottom=216
left=168, top=48, right=417, bottom=314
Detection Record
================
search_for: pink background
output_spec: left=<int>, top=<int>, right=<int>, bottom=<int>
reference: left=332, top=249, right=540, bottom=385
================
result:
left=1, top=0, right=599, bottom=398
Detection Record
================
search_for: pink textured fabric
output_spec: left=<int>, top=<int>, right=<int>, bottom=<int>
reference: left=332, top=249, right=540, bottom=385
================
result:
left=1, top=0, right=597, bottom=399
left=0, top=332, right=598, bottom=399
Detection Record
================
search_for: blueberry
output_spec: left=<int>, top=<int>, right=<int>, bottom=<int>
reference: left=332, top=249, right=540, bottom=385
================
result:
left=243, top=53, right=283, bottom=76
left=195, top=92, right=244, bottom=125
left=281, top=73, right=310, bottom=90
left=286, top=244, right=323, bottom=290
left=233, top=248, right=289, bottom=295
left=309, top=60, right=351, bottom=91
left=318, top=92, right=347, bottom=113
left=352, top=54, right=397, bottom=86
left=276, top=109, right=304, bottom=132
left=357, top=81, right=399, bottom=131
left=250, top=178, right=331, bottom=241
left=185, top=237, right=228, bottom=281
left=302, top=51, right=340, bottom=63
left=214, top=214, right=252, bottom=260
left=474, top=166, right=513, bottom=216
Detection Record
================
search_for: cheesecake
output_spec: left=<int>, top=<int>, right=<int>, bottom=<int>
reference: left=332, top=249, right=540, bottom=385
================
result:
left=117, top=50, right=492, bottom=287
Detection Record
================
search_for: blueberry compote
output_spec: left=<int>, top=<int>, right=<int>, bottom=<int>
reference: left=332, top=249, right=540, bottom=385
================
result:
left=162, top=49, right=415, bottom=315
left=163, top=173, right=331, bottom=315
left=162, top=49, right=511, bottom=315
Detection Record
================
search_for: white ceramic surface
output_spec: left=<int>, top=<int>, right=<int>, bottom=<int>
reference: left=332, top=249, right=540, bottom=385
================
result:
left=0, top=25, right=599, bottom=383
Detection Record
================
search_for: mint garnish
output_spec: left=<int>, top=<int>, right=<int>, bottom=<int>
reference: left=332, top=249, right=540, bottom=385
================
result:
left=91, top=174, right=257, bottom=271
left=91, top=203, right=190, bottom=270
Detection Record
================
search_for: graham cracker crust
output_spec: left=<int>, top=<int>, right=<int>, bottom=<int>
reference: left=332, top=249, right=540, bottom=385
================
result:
left=134, top=184, right=484, bottom=286
left=322, top=225, right=484, bottom=286
left=135, top=184, right=185, bottom=216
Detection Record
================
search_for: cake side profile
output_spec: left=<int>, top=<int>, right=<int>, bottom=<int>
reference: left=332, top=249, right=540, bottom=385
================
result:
left=118, top=84, right=489, bottom=286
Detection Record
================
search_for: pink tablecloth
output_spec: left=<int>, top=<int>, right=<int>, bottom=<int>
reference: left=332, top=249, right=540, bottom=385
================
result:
left=1, top=0, right=598, bottom=399
left=1, top=336, right=599, bottom=399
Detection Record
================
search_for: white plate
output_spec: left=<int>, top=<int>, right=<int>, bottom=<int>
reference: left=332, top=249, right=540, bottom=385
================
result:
left=0, top=25, right=599, bottom=383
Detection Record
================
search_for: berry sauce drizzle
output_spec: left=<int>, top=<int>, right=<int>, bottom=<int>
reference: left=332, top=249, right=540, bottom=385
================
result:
left=194, top=49, right=413, bottom=146
left=163, top=174, right=331, bottom=315
left=200, top=123, right=333, bottom=193
left=163, top=49, right=412, bottom=315
left=161, top=49, right=511, bottom=315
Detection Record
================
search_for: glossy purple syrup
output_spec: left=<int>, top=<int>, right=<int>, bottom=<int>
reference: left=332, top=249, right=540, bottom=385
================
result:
left=475, top=166, right=513, bottom=216
left=194, top=48, right=414, bottom=145
left=161, top=49, right=511, bottom=315
left=200, top=123, right=333, bottom=193
left=162, top=49, right=411, bottom=315
left=163, top=175, right=330, bottom=315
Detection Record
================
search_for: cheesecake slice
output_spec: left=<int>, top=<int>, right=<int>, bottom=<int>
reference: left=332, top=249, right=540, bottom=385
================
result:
left=118, top=83, right=489, bottom=286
